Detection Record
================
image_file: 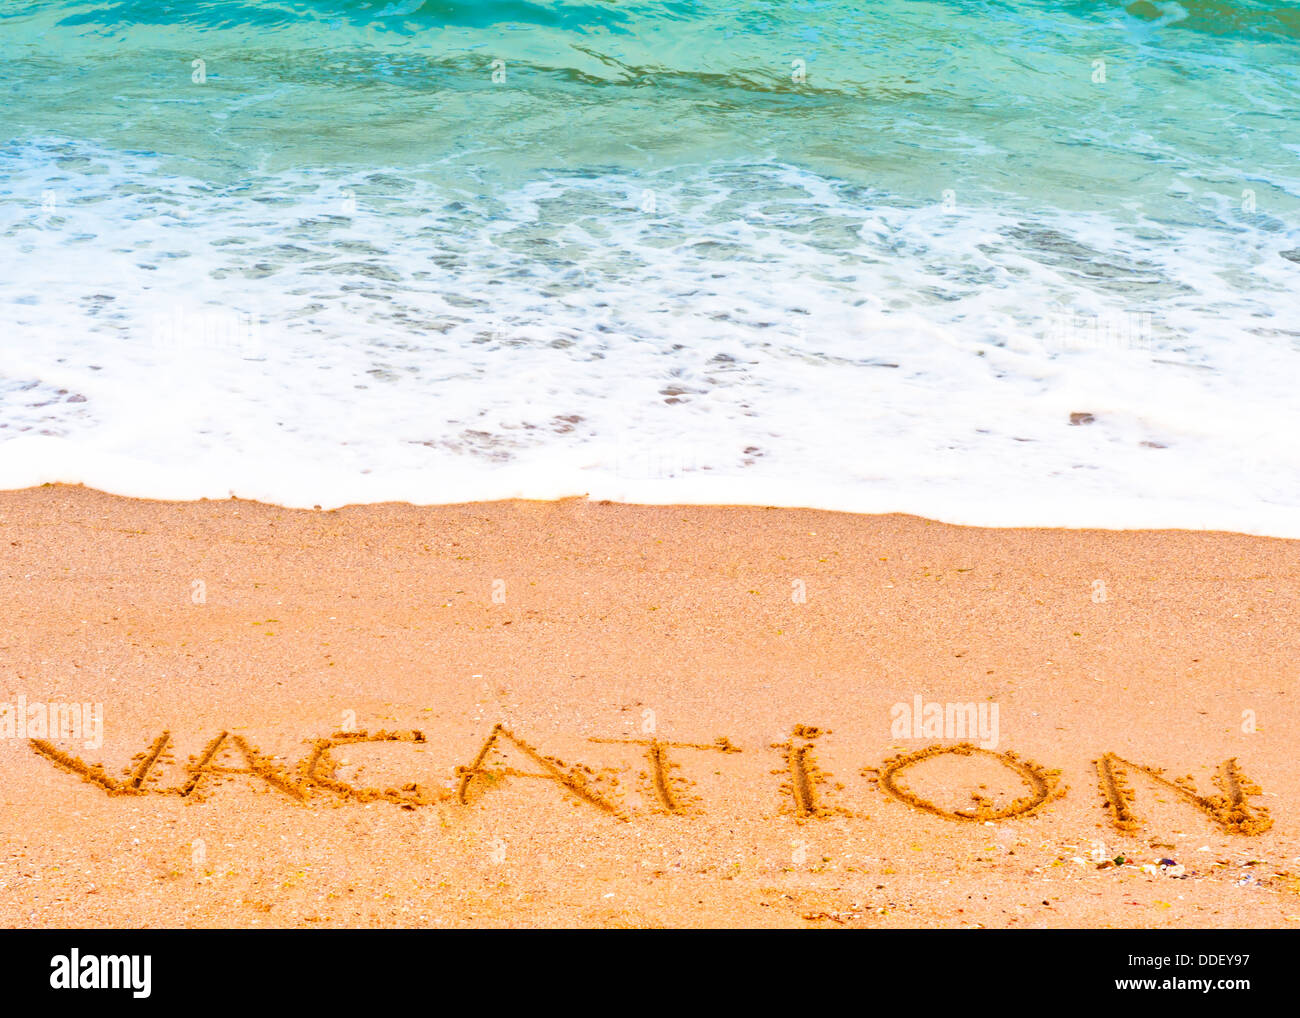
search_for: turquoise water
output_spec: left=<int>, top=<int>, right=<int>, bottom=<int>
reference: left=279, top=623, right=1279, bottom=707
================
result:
left=1, top=1, right=1298, bottom=530
left=6, top=1, right=1299, bottom=209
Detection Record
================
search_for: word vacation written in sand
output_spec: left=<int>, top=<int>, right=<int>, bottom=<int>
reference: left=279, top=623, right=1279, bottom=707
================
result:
left=25, top=717, right=1275, bottom=838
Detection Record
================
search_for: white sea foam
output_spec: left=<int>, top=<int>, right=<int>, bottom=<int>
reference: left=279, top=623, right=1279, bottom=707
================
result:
left=1, top=141, right=1297, bottom=535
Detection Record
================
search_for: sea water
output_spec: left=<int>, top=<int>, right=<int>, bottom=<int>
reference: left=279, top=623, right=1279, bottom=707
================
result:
left=1, top=0, right=1297, bottom=533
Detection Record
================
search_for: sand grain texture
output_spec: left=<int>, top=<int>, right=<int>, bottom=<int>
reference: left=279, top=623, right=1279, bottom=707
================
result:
left=1, top=485, right=1298, bottom=928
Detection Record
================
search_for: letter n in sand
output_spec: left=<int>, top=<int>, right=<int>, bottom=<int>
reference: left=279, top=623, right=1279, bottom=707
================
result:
left=1095, top=753, right=1272, bottom=835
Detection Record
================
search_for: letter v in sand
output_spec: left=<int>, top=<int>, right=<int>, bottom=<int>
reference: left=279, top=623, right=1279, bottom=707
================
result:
left=28, top=731, right=171, bottom=795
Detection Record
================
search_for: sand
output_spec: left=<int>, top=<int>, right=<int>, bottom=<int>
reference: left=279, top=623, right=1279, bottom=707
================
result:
left=1, top=483, right=1297, bottom=928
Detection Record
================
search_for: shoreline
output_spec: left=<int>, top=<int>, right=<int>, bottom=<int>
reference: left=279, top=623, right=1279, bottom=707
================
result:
left=3, top=475, right=1299, bottom=541
left=2, top=484, right=1298, bottom=927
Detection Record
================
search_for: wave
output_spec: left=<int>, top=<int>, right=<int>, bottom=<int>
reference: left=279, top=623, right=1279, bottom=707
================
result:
left=1123, top=0, right=1300, bottom=41
left=38, top=0, right=1300, bottom=43
left=2, top=3, right=1298, bottom=532
left=1, top=138, right=1298, bottom=533
left=50, top=0, right=638, bottom=33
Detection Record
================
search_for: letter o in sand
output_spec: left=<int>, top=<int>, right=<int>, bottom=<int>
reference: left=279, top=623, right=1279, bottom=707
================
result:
left=875, top=743, right=1063, bottom=822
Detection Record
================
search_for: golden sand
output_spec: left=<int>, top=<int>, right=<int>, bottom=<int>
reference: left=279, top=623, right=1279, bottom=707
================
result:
left=1, top=484, right=1298, bottom=927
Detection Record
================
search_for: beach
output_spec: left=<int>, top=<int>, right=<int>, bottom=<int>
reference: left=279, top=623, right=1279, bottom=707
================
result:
left=1, top=483, right=1297, bottom=928
left=3, top=0, right=1300, bottom=960
left=4, top=2, right=1300, bottom=540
